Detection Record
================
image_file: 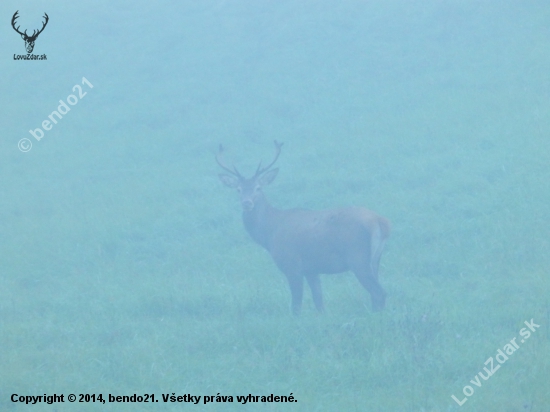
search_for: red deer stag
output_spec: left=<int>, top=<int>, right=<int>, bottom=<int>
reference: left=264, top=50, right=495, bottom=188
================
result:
left=217, top=141, right=390, bottom=315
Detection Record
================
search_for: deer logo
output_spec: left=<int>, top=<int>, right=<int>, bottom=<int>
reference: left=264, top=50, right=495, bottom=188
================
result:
left=11, top=10, right=49, bottom=54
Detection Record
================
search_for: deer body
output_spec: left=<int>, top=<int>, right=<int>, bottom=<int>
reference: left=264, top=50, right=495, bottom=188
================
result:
left=218, top=141, right=389, bottom=315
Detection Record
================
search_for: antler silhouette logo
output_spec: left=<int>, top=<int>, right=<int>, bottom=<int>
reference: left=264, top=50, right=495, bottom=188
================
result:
left=11, top=11, right=49, bottom=54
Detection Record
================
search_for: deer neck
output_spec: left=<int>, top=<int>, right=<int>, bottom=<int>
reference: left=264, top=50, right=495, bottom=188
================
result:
left=242, top=193, right=279, bottom=251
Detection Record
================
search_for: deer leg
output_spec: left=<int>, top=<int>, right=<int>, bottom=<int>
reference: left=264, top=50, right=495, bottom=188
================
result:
left=355, top=272, right=386, bottom=311
left=348, top=242, right=386, bottom=311
left=353, top=269, right=386, bottom=311
left=285, top=273, right=304, bottom=316
left=305, top=273, right=324, bottom=312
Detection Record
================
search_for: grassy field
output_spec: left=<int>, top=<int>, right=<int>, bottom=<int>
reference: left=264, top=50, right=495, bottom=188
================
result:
left=1, top=102, right=549, bottom=411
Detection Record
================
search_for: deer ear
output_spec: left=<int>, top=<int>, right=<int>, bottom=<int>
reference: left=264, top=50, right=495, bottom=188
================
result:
left=259, top=168, right=278, bottom=186
left=219, top=174, right=240, bottom=188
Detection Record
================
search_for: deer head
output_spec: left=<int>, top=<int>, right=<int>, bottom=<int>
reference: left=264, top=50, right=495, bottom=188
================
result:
left=12, top=11, right=49, bottom=54
left=217, top=141, right=283, bottom=211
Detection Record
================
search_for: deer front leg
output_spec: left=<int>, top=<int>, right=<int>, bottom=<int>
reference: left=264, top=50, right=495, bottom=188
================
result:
left=285, top=272, right=304, bottom=316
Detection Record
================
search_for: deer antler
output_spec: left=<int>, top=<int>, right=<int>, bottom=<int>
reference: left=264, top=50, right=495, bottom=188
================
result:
left=255, top=140, right=283, bottom=176
left=11, top=11, right=25, bottom=36
left=216, top=144, right=243, bottom=178
left=11, top=11, right=48, bottom=40
left=30, top=13, right=49, bottom=39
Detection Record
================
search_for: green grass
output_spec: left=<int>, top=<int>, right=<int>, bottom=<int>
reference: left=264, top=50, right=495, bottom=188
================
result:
left=1, top=116, right=549, bottom=411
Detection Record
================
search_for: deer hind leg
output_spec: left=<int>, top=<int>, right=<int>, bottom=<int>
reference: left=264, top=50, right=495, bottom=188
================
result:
left=354, top=269, right=386, bottom=311
left=305, top=273, right=324, bottom=312
left=350, top=246, right=386, bottom=311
